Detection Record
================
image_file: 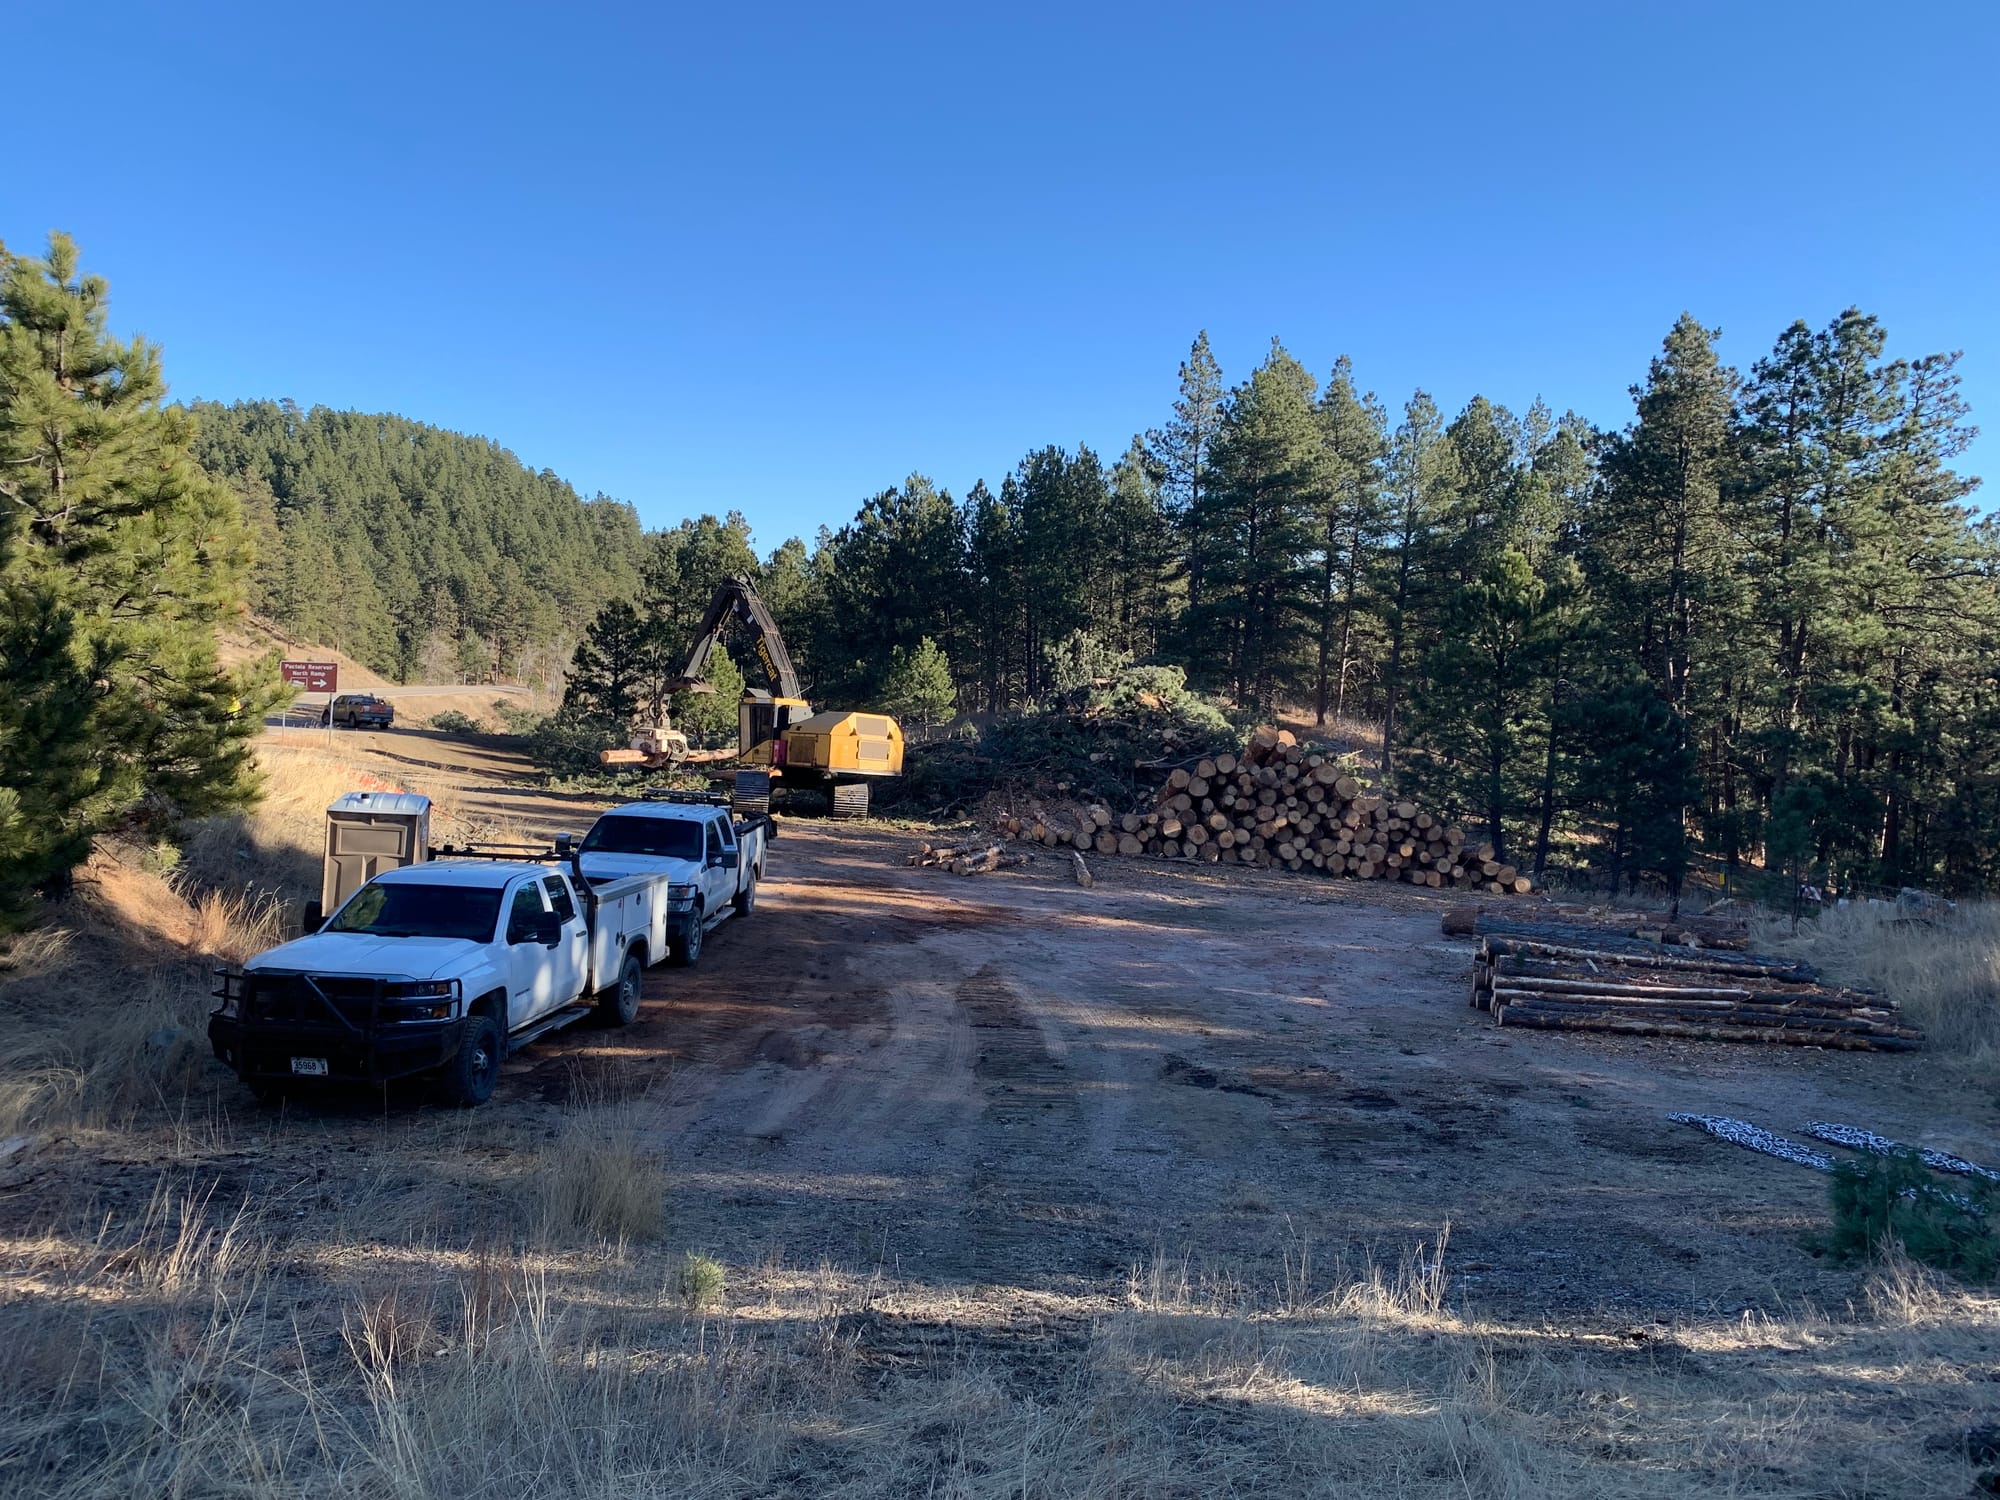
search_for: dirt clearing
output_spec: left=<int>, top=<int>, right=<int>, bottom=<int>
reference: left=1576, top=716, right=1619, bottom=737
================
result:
left=4, top=730, right=1997, bottom=1496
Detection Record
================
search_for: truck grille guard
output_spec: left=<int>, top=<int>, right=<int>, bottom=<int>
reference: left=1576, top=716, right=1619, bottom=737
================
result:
left=212, top=970, right=462, bottom=1033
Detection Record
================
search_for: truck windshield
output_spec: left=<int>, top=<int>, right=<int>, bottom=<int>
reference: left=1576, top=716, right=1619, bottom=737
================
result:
left=327, top=883, right=503, bottom=940
left=580, top=815, right=704, bottom=860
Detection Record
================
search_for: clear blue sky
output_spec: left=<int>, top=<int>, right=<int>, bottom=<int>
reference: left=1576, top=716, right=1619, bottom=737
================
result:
left=6, top=1, right=1993, bottom=548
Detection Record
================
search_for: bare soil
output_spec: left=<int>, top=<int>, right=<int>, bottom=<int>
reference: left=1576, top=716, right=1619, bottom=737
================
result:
left=512, top=820, right=1987, bottom=1325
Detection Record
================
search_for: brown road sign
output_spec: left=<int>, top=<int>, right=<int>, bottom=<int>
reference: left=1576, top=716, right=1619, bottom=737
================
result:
left=281, top=661, right=338, bottom=692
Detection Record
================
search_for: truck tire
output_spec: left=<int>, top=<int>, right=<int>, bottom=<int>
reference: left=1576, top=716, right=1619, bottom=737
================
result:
left=671, top=902, right=705, bottom=967
left=440, top=1013, right=502, bottom=1106
left=598, top=952, right=643, bottom=1026
left=829, top=782, right=870, bottom=820
left=733, top=875, right=756, bottom=917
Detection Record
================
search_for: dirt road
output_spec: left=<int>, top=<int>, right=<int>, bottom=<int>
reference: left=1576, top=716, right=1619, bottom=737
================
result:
left=492, top=816, right=1962, bottom=1323
left=229, top=727, right=1980, bottom=1321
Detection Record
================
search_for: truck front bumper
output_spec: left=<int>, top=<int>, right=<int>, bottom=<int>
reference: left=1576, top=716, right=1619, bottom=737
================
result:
left=208, top=1014, right=461, bottom=1085
left=209, top=970, right=465, bottom=1086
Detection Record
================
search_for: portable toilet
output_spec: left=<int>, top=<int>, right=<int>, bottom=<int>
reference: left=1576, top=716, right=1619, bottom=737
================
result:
left=322, top=791, right=432, bottom=911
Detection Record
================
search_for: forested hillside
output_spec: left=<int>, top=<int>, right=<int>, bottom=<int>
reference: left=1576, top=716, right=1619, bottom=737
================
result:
left=192, top=401, right=649, bottom=682
left=184, top=308, right=1997, bottom=896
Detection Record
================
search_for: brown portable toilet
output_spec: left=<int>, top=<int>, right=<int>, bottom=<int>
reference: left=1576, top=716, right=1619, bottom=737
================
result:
left=321, top=791, right=433, bottom=912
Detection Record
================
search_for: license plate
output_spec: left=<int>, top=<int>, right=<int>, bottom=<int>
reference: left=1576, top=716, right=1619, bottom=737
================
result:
left=290, top=1057, right=329, bottom=1077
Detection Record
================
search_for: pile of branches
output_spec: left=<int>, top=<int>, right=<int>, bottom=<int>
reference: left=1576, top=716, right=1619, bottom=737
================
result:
left=897, top=698, right=1234, bottom=815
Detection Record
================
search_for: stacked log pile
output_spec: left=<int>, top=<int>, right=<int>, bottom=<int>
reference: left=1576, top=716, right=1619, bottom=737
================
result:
left=995, top=726, right=1532, bottom=893
left=1443, top=905, right=1750, bottom=950
left=1469, top=933, right=1920, bottom=1051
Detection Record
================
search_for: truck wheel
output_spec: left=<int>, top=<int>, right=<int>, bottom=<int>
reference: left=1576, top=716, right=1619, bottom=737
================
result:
left=733, top=876, right=756, bottom=917
left=598, top=953, right=643, bottom=1026
left=830, top=782, right=870, bottom=820
left=440, top=1014, right=502, bottom=1106
left=671, top=903, right=704, bottom=967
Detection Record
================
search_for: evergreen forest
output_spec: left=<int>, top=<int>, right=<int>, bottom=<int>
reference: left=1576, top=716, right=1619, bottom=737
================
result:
left=7, top=230, right=1997, bottom=901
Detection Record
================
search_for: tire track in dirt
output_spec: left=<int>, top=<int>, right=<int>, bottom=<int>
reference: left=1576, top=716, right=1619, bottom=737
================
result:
left=941, top=963, right=1131, bottom=1284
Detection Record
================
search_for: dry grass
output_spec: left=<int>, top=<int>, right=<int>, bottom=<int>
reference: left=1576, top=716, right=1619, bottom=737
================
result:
left=532, top=1095, right=668, bottom=1244
left=177, top=741, right=407, bottom=914
left=3, top=1189, right=1997, bottom=1498
left=1760, top=898, right=2000, bottom=1073
left=0, top=857, right=282, bottom=1141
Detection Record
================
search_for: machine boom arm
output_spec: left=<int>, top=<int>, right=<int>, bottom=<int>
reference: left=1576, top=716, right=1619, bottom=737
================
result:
left=672, top=573, right=803, bottom=700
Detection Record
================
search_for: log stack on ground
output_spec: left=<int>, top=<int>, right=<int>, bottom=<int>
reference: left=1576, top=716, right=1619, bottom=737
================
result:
left=1442, top=906, right=1751, bottom=950
left=995, top=725, right=1533, bottom=893
left=1467, top=932, right=1919, bottom=1051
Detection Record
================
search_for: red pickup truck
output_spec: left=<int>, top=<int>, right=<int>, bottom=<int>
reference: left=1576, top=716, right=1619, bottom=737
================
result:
left=323, top=694, right=395, bottom=729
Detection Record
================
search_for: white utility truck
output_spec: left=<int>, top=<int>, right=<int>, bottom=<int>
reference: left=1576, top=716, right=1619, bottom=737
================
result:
left=573, top=791, right=770, bottom=969
left=210, top=788, right=769, bottom=1106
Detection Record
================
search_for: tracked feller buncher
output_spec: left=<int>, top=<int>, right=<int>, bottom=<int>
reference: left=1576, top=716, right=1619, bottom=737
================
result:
left=598, top=574, right=903, bottom=819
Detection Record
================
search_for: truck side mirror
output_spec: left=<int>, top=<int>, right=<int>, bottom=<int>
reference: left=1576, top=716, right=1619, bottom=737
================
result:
left=301, top=900, right=323, bottom=935
left=535, top=911, right=563, bottom=946
left=720, top=846, right=740, bottom=870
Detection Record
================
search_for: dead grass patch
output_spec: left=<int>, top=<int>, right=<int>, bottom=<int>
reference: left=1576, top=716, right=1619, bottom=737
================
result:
left=532, top=1095, right=667, bottom=1245
left=6, top=1196, right=1995, bottom=1498
left=0, top=849, right=280, bottom=1140
left=1760, top=898, right=2000, bottom=1072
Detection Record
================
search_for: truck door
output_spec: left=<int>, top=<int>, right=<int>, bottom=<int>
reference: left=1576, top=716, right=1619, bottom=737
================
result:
left=542, top=874, right=589, bottom=999
left=503, top=879, right=558, bottom=1029
left=705, top=816, right=739, bottom=907
left=715, top=816, right=741, bottom=898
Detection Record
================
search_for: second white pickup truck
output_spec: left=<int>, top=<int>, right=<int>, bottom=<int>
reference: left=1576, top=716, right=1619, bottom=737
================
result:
left=210, top=857, right=676, bottom=1106
left=574, top=792, right=771, bottom=968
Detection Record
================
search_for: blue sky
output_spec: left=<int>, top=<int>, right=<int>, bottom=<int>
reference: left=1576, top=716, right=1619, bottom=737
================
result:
left=5, top=1, right=1993, bottom=548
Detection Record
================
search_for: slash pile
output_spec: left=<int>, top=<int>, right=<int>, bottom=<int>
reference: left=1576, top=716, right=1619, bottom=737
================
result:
left=1470, top=932, right=1921, bottom=1051
left=997, top=726, right=1533, bottom=892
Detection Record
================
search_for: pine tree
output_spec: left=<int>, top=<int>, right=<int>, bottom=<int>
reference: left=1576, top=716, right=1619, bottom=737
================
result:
left=671, top=648, right=744, bottom=741
left=1102, top=439, right=1176, bottom=658
left=881, top=637, right=957, bottom=726
left=1525, top=555, right=1592, bottom=876
left=1568, top=674, right=1699, bottom=902
left=562, top=600, right=666, bottom=727
left=1861, top=351, right=1994, bottom=878
left=758, top=536, right=823, bottom=690
left=0, top=233, right=268, bottom=911
left=1442, top=397, right=1523, bottom=582
left=1376, top=392, right=1460, bottom=779
left=1312, top=357, right=1389, bottom=722
left=644, top=513, right=761, bottom=641
left=1010, top=447, right=1110, bottom=700
left=962, top=479, right=1022, bottom=712
left=1588, top=314, right=1739, bottom=721
left=812, top=476, right=970, bottom=702
left=1405, top=548, right=1562, bottom=859
left=1736, top=310, right=1896, bottom=856
left=1195, top=341, right=1324, bottom=707
left=1148, top=333, right=1225, bottom=654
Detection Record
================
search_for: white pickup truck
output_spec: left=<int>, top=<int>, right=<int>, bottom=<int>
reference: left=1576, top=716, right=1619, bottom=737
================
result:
left=210, top=858, right=675, bottom=1106
left=574, top=792, right=771, bottom=968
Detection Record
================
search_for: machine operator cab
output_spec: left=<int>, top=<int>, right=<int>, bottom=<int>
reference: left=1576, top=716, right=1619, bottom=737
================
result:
left=738, top=690, right=812, bottom=767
